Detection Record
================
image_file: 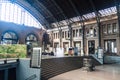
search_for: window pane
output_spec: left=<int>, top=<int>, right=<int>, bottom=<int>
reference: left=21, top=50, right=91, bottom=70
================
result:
left=107, top=24, right=112, bottom=34
left=76, top=29, right=78, bottom=37
left=104, top=40, right=117, bottom=53
left=67, top=31, right=69, bottom=38
left=2, top=32, right=18, bottom=44
left=54, top=33, right=55, bottom=39
left=73, top=30, right=75, bottom=37
left=62, top=32, right=64, bottom=38
left=113, top=23, right=117, bottom=33
left=102, top=25, right=107, bottom=34
left=79, top=29, right=82, bottom=36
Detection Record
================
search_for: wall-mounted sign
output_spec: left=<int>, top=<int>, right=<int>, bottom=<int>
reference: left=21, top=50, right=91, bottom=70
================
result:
left=30, top=47, right=41, bottom=68
left=98, top=48, right=103, bottom=59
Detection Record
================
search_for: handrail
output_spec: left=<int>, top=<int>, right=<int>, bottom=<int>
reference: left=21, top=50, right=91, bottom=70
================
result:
left=90, top=54, right=103, bottom=64
left=25, top=74, right=37, bottom=80
left=0, top=58, right=19, bottom=64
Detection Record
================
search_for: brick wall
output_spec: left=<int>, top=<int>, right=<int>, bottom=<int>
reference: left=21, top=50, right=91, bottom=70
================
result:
left=0, top=21, right=44, bottom=46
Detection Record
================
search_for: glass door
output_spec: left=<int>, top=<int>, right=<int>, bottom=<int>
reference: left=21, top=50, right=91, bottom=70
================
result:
left=104, top=40, right=117, bottom=54
left=88, top=40, right=95, bottom=54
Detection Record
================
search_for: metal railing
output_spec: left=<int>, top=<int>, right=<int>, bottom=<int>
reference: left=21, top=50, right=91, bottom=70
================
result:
left=90, top=54, right=103, bottom=64
left=0, top=58, right=19, bottom=64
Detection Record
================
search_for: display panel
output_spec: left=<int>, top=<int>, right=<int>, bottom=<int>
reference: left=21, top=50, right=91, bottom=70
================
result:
left=30, top=47, right=41, bottom=68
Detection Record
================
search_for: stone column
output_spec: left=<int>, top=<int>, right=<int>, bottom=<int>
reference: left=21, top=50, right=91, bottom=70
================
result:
left=116, top=0, right=120, bottom=55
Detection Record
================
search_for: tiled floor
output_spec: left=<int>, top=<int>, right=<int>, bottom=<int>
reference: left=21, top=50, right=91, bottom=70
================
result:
left=49, top=63, right=120, bottom=80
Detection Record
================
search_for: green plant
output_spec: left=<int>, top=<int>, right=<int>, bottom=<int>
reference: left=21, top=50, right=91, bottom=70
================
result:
left=0, top=44, right=27, bottom=58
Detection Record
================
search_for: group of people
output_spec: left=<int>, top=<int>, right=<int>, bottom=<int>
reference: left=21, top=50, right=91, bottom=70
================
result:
left=64, top=47, right=78, bottom=56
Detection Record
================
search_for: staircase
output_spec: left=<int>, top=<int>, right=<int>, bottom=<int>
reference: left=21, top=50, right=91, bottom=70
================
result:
left=90, top=54, right=103, bottom=64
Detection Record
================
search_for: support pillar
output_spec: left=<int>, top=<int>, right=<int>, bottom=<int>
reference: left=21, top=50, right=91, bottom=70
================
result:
left=96, top=13, right=101, bottom=48
left=51, top=31, right=54, bottom=51
left=68, top=24, right=73, bottom=47
left=89, top=0, right=101, bottom=48
left=68, top=0, right=85, bottom=55
left=81, top=21, right=85, bottom=56
left=59, top=29, right=62, bottom=48
left=115, top=0, right=120, bottom=55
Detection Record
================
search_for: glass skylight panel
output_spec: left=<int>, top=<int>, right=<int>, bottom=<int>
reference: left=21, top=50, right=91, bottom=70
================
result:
left=1, top=3, right=6, bottom=21
left=0, top=0, right=9, bottom=3
left=14, top=4, right=18, bottom=24
left=83, top=15, right=88, bottom=19
left=24, top=12, right=28, bottom=26
left=27, top=15, right=31, bottom=26
left=111, top=7, right=117, bottom=14
left=5, top=3, right=10, bottom=22
left=17, top=7, right=22, bottom=24
left=105, top=9, right=110, bottom=15
left=83, top=12, right=96, bottom=19
left=99, top=7, right=117, bottom=17
left=0, top=1, right=42, bottom=28
left=99, top=10, right=104, bottom=16
left=108, top=8, right=112, bottom=14
left=9, top=3, right=14, bottom=22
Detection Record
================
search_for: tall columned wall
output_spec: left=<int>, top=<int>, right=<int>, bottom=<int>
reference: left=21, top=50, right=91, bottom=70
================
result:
left=48, top=16, right=120, bottom=55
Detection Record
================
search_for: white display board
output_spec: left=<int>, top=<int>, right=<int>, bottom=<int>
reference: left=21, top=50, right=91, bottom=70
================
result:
left=31, top=47, right=41, bottom=68
left=114, top=48, right=117, bottom=53
left=98, top=48, right=103, bottom=59
left=56, top=48, right=64, bottom=57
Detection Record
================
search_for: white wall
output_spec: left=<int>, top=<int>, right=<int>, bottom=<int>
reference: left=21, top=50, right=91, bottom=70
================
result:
left=16, top=59, right=41, bottom=80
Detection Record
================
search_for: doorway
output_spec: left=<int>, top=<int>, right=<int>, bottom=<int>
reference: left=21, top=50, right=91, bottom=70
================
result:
left=88, top=40, right=95, bottom=54
left=63, top=42, right=69, bottom=54
left=74, top=41, right=81, bottom=54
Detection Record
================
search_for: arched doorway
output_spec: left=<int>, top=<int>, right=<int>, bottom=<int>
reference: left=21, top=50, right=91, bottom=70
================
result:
left=26, top=33, right=38, bottom=57
left=1, top=31, right=18, bottom=44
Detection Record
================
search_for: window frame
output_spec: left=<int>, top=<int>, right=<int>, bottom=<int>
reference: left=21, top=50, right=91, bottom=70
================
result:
left=1, top=31, right=18, bottom=44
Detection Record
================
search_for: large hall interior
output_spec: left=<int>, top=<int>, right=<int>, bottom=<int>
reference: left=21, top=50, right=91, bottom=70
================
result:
left=0, top=0, right=120, bottom=80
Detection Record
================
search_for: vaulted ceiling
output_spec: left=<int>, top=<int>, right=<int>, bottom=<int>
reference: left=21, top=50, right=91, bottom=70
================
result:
left=15, top=0, right=120, bottom=29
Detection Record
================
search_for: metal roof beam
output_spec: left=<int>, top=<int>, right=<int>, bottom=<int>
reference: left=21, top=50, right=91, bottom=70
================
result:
left=51, top=0, right=68, bottom=21
left=35, top=0, right=57, bottom=29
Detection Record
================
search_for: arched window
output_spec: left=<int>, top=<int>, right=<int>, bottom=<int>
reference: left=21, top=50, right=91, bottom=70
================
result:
left=0, top=1, right=43, bottom=28
left=26, top=34, right=38, bottom=45
left=1, top=31, right=18, bottom=44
